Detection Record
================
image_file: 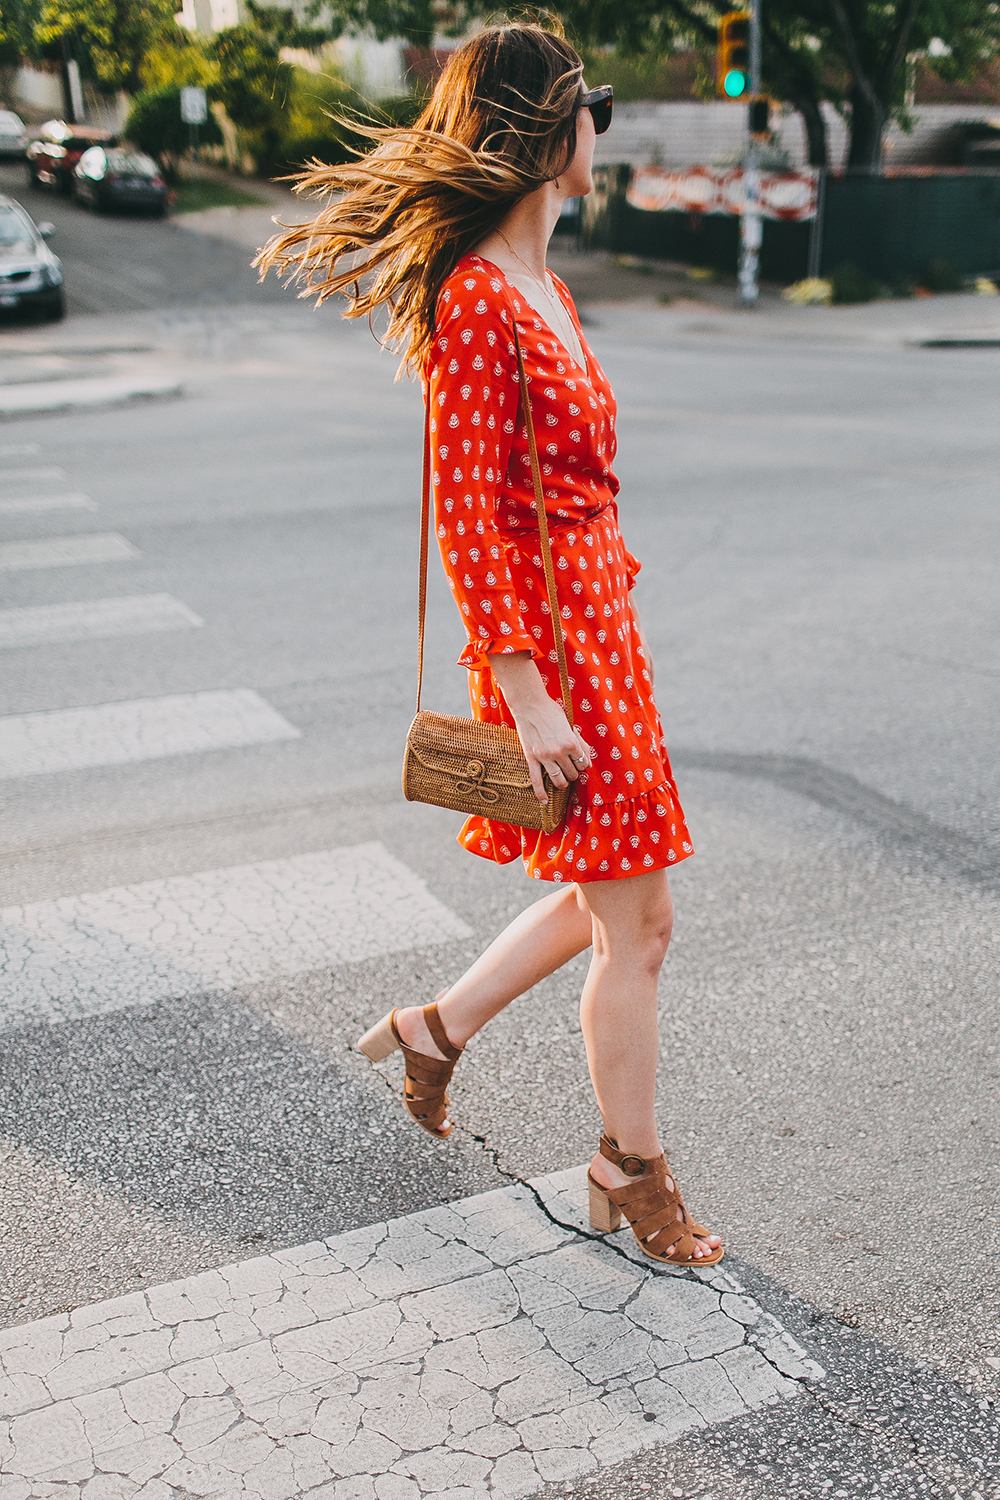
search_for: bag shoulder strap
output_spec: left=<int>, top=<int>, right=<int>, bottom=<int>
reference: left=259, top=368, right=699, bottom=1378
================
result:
left=416, top=313, right=573, bottom=724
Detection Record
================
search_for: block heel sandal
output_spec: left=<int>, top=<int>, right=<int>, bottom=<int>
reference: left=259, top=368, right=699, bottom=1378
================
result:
left=587, top=1133, right=724, bottom=1266
left=356, top=999, right=463, bottom=1139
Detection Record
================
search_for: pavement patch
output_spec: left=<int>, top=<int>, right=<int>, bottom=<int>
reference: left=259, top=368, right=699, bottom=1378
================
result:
left=0, top=687, right=298, bottom=783
left=0, top=532, right=138, bottom=572
left=0, top=492, right=95, bottom=514
left=0, top=842, right=472, bottom=1027
left=0, top=593, right=203, bottom=650
left=0, top=373, right=182, bottom=416
left=0, top=1167, right=820, bottom=1499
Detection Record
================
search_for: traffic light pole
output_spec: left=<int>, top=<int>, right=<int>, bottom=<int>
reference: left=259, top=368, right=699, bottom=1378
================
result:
left=738, top=0, right=762, bottom=305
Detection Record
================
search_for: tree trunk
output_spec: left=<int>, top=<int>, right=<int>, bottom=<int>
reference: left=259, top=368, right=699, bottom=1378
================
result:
left=846, top=84, right=887, bottom=171
left=794, top=91, right=829, bottom=168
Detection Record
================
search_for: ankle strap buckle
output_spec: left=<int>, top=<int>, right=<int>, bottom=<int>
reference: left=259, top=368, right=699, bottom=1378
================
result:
left=618, top=1154, right=646, bottom=1177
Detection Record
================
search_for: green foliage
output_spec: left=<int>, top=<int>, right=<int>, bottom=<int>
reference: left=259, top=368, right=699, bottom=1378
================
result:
left=829, top=261, right=881, bottom=304
left=124, top=83, right=223, bottom=162
left=210, top=23, right=284, bottom=130
left=260, top=64, right=359, bottom=172
left=34, top=0, right=179, bottom=91
left=246, top=0, right=343, bottom=50
left=1, top=0, right=41, bottom=68
left=140, top=33, right=218, bottom=91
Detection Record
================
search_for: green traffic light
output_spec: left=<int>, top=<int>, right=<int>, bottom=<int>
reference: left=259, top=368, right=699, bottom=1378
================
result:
left=724, top=68, right=748, bottom=97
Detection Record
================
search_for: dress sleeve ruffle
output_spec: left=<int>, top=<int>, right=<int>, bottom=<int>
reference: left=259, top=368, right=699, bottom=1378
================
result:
left=456, top=631, right=541, bottom=671
left=624, top=547, right=642, bottom=590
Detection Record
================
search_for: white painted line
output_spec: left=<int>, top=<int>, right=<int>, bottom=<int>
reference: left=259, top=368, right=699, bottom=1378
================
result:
left=0, top=687, right=298, bottom=783
left=0, top=533, right=138, bottom=571
left=0, top=593, right=204, bottom=650
left=0, top=442, right=39, bottom=457
left=0, top=493, right=95, bottom=514
left=0, top=842, right=472, bottom=1026
left=0, top=374, right=181, bottom=415
left=0, top=466, right=65, bottom=483
left=0, top=1168, right=821, bottom=1498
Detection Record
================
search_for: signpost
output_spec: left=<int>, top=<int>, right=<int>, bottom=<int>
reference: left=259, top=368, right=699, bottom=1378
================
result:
left=180, top=86, right=207, bottom=161
left=738, top=0, right=763, bottom=305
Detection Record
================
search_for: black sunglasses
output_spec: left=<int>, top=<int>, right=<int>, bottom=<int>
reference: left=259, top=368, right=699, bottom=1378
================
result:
left=581, top=85, right=613, bottom=135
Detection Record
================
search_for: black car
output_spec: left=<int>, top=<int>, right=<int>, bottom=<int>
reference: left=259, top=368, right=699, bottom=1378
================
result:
left=27, top=120, right=115, bottom=192
left=0, top=195, right=64, bottom=320
left=73, top=146, right=168, bottom=216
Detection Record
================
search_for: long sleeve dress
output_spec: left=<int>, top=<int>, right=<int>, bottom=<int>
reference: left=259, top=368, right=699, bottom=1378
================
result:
left=424, top=254, right=693, bottom=883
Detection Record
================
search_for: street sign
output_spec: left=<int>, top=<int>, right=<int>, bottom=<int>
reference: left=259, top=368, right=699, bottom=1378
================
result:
left=180, top=87, right=207, bottom=126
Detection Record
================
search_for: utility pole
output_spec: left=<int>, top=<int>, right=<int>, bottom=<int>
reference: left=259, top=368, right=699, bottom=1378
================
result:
left=738, top=0, right=762, bottom=305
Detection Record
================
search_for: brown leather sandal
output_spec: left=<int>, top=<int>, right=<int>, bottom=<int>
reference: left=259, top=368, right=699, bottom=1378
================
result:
left=356, top=999, right=463, bottom=1139
left=587, top=1133, right=724, bottom=1266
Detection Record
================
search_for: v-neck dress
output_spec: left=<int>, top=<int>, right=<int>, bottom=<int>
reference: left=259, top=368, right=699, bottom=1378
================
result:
left=424, top=254, right=692, bottom=882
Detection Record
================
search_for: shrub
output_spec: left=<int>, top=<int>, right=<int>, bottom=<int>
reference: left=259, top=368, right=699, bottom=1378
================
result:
left=830, top=261, right=881, bottom=305
left=124, top=84, right=223, bottom=168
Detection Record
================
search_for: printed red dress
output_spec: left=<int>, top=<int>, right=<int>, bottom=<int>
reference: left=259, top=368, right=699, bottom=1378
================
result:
left=425, top=254, right=693, bottom=882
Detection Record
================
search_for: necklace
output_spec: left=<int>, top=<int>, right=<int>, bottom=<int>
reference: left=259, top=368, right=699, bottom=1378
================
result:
left=496, top=230, right=586, bottom=369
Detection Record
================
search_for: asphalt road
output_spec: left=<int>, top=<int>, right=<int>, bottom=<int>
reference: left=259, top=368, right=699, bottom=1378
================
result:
left=1, top=163, right=998, bottom=1497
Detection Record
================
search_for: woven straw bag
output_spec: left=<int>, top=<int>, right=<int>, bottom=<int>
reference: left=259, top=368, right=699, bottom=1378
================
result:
left=402, top=324, right=574, bottom=835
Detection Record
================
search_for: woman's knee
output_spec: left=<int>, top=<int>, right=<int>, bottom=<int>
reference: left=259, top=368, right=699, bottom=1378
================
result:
left=591, top=893, right=673, bottom=970
left=641, top=900, right=673, bottom=967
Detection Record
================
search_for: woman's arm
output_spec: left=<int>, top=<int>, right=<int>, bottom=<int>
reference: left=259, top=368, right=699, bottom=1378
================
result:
left=487, top=650, right=591, bottom=804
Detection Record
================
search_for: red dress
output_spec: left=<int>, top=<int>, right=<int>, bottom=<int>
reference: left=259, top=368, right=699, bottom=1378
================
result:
left=425, top=255, right=693, bottom=883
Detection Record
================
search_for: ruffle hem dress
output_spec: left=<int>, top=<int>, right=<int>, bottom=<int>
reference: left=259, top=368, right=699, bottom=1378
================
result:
left=424, top=254, right=693, bottom=883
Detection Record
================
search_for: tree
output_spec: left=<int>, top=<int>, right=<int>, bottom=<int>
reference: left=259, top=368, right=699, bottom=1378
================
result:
left=209, top=22, right=284, bottom=130
left=34, top=0, right=179, bottom=93
left=327, top=0, right=1000, bottom=170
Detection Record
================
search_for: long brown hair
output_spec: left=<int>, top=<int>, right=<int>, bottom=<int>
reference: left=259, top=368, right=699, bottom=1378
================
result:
left=255, top=23, right=583, bottom=371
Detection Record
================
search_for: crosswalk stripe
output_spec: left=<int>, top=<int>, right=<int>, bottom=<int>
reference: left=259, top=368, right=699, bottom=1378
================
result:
left=0, top=594, right=204, bottom=650
left=0, top=494, right=96, bottom=515
left=0, top=842, right=472, bottom=1028
left=0, top=467, right=65, bottom=484
left=0, top=687, right=298, bottom=782
left=0, top=534, right=139, bottom=571
left=0, top=443, right=40, bottom=458
left=0, top=1167, right=820, bottom=1497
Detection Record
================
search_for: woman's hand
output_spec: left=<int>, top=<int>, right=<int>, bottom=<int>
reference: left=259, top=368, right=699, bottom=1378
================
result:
left=487, top=651, right=591, bottom=804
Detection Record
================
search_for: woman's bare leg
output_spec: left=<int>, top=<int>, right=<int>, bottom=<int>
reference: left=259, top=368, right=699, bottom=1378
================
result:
left=394, top=883, right=592, bottom=1057
left=580, top=868, right=720, bottom=1260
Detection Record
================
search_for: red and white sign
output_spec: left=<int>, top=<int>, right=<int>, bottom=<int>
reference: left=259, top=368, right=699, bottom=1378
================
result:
left=628, top=165, right=818, bottom=222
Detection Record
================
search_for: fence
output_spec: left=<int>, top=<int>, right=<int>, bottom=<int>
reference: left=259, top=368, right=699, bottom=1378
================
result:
left=582, top=164, right=1000, bottom=282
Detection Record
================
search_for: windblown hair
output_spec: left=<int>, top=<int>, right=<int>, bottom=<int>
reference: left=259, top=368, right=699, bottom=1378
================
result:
left=255, top=23, right=584, bottom=371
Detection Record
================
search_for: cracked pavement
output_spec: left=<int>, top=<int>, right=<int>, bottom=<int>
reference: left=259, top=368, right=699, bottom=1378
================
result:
left=0, top=1170, right=819, bottom=1499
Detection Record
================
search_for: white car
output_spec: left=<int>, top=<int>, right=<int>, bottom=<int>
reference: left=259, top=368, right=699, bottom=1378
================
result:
left=0, top=195, right=64, bottom=320
left=0, top=111, right=28, bottom=159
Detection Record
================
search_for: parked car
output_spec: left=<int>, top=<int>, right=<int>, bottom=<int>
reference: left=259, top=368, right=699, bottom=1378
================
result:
left=0, top=195, right=64, bottom=320
left=0, top=111, right=28, bottom=159
left=27, top=120, right=115, bottom=192
left=73, top=145, right=167, bottom=216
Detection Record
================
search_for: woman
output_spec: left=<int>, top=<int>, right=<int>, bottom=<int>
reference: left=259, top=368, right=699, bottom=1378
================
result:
left=259, top=23, right=722, bottom=1265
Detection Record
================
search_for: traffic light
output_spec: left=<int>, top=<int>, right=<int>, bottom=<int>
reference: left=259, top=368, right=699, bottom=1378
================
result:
left=717, top=10, right=750, bottom=99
